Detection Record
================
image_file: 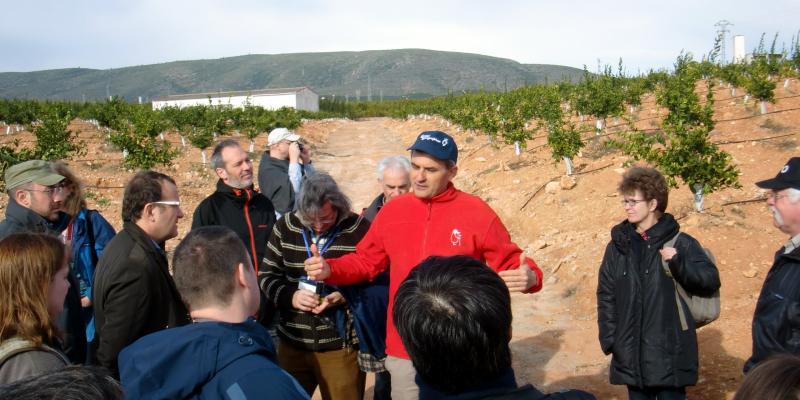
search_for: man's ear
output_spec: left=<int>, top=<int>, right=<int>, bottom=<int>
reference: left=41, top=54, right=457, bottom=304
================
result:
left=141, top=202, right=157, bottom=222
left=449, top=165, right=459, bottom=179
left=13, top=188, right=29, bottom=206
left=236, top=262, right=252, bottom=288
left=215, top=167, right=227, bottom=180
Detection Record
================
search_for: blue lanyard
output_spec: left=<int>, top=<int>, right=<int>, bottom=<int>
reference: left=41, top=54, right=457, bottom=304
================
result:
left=301, top=225, right=340, bottom=258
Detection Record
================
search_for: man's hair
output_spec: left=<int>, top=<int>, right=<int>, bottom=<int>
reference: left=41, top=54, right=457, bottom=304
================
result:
left=172, top=226, right=251, bottom=310
left=210, top=139, right=242, bottom=170
left=377, top=155, right=411, bottom=180
left=121, top=171, right=176, bottom=222
left=0, top=233, right=65, bottom=346
left=618, top=166, right=669, bottom=213
left=296, top=172, right=352, bottom=226
left=785, top=188, right=800, bottom=203
left=393, top=255, right=512, bottom=394
left=0, top=365, right=124, bottom=400
left=734, top=354, right=800, bottom=400
left=51, top=161, right=86, bottom=217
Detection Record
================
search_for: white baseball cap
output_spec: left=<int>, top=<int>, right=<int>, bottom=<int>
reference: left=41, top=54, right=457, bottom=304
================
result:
left=268, top=128, right=301, bottom=146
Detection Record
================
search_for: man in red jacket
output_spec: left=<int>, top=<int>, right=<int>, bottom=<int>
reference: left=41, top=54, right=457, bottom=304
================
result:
left=305, top=130, right=543, bottom=400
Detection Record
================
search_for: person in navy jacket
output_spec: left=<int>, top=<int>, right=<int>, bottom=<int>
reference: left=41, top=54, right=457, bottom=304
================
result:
left=119, top=226, right=308, bottom=400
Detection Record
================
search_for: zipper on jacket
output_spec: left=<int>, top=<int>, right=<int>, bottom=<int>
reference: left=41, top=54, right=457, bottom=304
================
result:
left=242, top=189, right=259, bottom=272
left=421, top=202, right=433, bottom=259
left=635, top=246, right=644, bottom=387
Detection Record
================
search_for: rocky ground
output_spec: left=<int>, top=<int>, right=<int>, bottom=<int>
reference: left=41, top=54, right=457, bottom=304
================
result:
left=2, top=78, right=800, bottom=399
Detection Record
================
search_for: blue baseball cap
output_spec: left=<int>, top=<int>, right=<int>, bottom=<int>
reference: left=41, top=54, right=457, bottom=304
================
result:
left=407, top=131, right=458, bottom=163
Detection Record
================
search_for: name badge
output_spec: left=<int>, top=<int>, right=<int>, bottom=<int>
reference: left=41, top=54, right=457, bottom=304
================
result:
left=298, top=276, right=320, bottom=294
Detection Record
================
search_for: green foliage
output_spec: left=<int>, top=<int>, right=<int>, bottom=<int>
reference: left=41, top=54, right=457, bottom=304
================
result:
left=572, top=65, right=626, bottom=122
left=109, top=127, right=177, bottom=170
left=610, top=53, right=740, bottom=205
left=31, top=109, right=86, bottom=161
left=718, top=63, right=745, bottom=88
left=108, top=105, right=177, bottom=170
left=621, top=77, right=647, bottom=109
left=0, top=141, right=36, bottom=192
left=656, top=53, right=714, bottom=128
left=546, top=120, right=583, bottom=162
left=0, top=99, right=40, bottom=125
left=744, top=57, right=777, bottom=103
left=187, top=127, right=214, bottom=151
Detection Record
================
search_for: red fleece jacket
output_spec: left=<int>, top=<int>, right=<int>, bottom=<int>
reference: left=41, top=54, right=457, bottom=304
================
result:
left=326, top=183, right=543, bottom=359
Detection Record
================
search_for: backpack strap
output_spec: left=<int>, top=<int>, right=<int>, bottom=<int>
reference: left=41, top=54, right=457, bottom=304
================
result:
left=661, top=232, right=689, bottom=331
left=0, top=337, right=70, bottom=367
left=84, top=209, right=99, bottom=267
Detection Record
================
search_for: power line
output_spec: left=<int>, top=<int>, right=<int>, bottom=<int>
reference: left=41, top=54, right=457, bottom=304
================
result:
left=715, top=20, right=734, bottom=65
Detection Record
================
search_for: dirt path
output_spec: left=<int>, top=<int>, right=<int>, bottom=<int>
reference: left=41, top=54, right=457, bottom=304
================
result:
left=313, top=118, right=410, bottom=212
left=310, top=118, right=607, bottom=398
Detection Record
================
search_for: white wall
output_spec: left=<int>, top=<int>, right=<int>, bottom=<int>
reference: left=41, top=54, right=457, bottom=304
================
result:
left=733, top=35, right=746, bottom=64
left=152, top=90, right=319, bottom=112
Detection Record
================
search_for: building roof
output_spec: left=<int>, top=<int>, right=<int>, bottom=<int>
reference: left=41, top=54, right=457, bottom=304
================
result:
left=152, top=86, right=317, bottom=102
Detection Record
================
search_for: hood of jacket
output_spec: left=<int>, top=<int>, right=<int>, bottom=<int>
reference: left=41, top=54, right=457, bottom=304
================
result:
left=119, top=318, right=276, bottom=399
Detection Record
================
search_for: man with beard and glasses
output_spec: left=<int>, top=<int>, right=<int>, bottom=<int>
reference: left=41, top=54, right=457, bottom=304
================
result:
left=193, top=139, right=277, bottom=271
left=746, top=157, right=800, bottom=372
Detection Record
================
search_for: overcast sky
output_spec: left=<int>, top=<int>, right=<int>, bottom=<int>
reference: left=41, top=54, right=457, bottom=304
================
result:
left=1, top=0, right=797, bottom=74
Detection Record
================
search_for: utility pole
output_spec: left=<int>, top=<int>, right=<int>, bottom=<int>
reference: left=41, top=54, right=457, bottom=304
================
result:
left=715, top=20, right=733, bottom=65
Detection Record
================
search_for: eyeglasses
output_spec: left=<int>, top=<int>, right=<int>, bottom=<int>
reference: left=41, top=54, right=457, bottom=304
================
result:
left=150, top=200, right=181, bottom=207
left=25, top=183, right=67, bottom=197
left=769, top=192, right=790, bottom=201
left=620, top=199, right=648, bottom=207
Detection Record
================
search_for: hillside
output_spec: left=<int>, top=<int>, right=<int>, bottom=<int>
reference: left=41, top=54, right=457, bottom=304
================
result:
left=2, top=77, right=798, bottom=399
left=0, top=49, right=584, bottom=101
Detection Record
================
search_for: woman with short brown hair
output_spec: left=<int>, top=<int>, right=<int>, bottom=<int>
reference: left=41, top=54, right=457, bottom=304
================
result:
left=597, top=166, right=721, bottom=400
left=0, top=233, right=71, bottom=384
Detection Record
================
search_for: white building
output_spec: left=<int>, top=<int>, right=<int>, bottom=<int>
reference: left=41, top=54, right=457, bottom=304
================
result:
left=151, top=86, right=319, bottom=112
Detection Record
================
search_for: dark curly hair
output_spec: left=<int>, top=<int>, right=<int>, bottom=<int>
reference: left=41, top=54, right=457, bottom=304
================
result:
left=618, top=166, right=669, bottom=213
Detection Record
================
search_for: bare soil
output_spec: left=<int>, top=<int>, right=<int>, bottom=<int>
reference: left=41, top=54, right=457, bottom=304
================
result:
left=2, top=79, right=800, bottom=399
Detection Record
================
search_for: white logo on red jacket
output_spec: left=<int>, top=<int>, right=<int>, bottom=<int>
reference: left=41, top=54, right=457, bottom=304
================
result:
left=450, top=229, right=462, bottom=246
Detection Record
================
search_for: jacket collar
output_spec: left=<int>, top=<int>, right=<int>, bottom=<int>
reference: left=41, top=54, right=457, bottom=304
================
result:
left=5, top=200, right=69, bottom=234
left=611, top=213, right=680, bottom=253
left=214, top=179, right=257, bottom=199
left=415, top=182, right=459, bottom=204
left=267, top=156, right=290, bottom=171
left=780, top=245, right=800, bottom=263
left=122, top=221, right=168, bottom=266
left=417, top=367, right=519, bottom=400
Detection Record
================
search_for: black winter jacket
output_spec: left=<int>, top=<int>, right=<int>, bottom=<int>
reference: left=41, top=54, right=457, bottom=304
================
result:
left=92, top=222, right=190, bottom=377
left=258, top=154, right=295, bottom=214
left=192, top=180, right=276, bottom=268
left=362, top=193, right=384, bottom=223
left=597, top=214, right=720, bottom=388
left=745, top=246, right=800, bottom=372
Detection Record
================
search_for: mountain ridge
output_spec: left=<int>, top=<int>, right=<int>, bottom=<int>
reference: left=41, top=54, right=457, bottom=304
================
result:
left=0, top=49, right=584, bottom=101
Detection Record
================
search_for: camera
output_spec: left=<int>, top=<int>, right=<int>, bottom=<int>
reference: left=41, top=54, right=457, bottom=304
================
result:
left=297, top=142, right=305, bottom=152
